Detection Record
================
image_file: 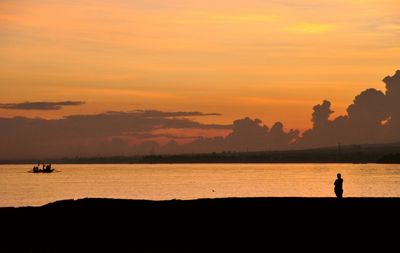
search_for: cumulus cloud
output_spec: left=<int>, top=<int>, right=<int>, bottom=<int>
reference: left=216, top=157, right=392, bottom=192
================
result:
left=0, top=110, right=299, bottom=159
left=1, top=70, right=400, bottom=160
left=0, top=110, right=229, bottom=160
left=346, top=88, right=387, bottom=124
left=268, top=122, right=299, bottom=149
left=0, top=101, right=85, bottom=110
left=298, top=70, right=400, bottom=148
left=160, top=69, right=400, bottom=153
left=123, top=69, right=400, bottom=154
left=180, top=118, right=299, bottom=153
left=312, top=100, right=334, bottom=129
left=225, top=118, right=270, bottom=151
left=384, top=70, right=400, bottom=125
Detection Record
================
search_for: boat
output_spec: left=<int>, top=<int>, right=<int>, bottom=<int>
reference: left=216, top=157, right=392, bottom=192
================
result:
left=30, top=164, right=55, bottom=173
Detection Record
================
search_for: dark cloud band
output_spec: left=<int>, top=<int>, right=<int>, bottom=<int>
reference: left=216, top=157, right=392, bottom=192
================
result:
left=0, top=101, right=85, bottom=110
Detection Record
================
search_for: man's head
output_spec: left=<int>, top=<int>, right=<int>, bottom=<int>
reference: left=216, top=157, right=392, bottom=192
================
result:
left=337, top=173, right=341, bottom=179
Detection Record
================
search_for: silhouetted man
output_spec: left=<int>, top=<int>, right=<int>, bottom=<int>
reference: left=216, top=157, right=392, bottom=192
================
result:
left=334, top=173, right=344, bottom=198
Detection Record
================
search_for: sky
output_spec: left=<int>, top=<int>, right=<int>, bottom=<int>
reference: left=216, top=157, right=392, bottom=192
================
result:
left=0, top=0, right=399, bottom=158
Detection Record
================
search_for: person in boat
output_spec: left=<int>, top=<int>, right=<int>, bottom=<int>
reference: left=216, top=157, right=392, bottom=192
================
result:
left=45, top=164, right=52, bottom=172
left=33, top=162, right=41, bottom=172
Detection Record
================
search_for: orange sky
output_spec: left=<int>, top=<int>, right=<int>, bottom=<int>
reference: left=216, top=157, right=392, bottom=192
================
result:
left=1, top=0, right=399, bottom=132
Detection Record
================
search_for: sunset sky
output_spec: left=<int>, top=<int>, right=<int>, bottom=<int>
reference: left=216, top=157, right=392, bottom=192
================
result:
left=1, top=0, right=399, bottom=132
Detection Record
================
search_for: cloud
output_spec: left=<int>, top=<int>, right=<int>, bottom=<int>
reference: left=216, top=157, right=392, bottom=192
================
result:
left=298, top=69, right=400, bottom=148
left=0, top=109, right=299, bottom=159
left=126, top=110, right=221, bottom=118
left=384, top=70, right=400, bottom=101
left=311, top=100, right=334, bottom=129
left=346, top=88, right=387, bottom=123
left=0, top=110, right=229, bottom=159
left=181, top=117, right=300, bottom=153
left=1, top=70, right=400, bottom=159
left=0, top=101, right=85, bottom=110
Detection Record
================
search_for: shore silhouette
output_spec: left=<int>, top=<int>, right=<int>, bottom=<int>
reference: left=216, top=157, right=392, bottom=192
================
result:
left=2, top=197, right=399, bottom=252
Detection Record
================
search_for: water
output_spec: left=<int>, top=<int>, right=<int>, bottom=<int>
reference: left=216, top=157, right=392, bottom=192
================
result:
left=1, top=163, right=400, bottom=207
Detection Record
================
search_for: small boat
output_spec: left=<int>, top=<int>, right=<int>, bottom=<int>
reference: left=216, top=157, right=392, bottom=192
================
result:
left=30, top=164, right=55, bottom=173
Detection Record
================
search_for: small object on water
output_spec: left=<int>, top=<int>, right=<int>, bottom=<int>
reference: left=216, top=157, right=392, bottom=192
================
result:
left=30, top=163, right=55, bottom=173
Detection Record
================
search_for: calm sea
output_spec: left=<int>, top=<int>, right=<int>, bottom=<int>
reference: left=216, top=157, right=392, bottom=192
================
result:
left=1, top=163, right=400, bottom=207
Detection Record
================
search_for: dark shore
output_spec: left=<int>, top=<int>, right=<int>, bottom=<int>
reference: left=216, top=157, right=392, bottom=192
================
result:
left=2, top=197, right=400, bottom=252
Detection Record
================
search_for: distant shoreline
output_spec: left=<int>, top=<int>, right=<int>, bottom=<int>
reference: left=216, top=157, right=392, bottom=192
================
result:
left=1, top=160, right=399, bottom=165
left=0, top=161, right=390, bottom=165
left=2, top=142, right=400, bottom=164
